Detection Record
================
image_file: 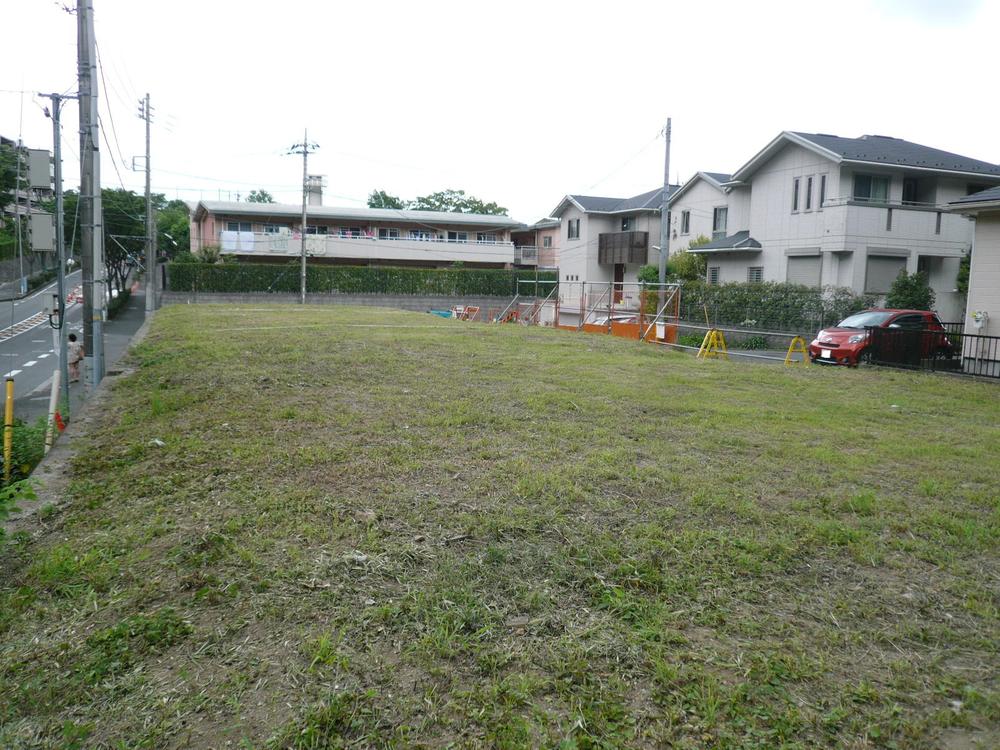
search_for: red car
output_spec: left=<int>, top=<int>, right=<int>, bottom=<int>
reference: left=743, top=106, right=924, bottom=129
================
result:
left=809, top=309, right=952, bottom=366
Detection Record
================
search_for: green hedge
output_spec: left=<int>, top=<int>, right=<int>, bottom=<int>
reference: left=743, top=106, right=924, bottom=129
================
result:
left=676, top=281, right=878, bottom=333
left=167, top=262, right=554, bottom=297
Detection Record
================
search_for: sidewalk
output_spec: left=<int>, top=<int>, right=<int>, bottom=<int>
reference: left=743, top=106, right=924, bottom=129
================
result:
left=16, top=285, right=151, bottom=423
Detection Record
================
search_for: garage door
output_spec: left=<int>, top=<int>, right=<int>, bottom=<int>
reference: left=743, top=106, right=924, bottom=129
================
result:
left=865, top=255, right=906, bottom=293
left=786, top=255, right=822, bottom=286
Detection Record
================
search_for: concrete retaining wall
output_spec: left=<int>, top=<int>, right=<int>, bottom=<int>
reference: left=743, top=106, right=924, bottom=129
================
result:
left=161, top=291, right=516, bottom=315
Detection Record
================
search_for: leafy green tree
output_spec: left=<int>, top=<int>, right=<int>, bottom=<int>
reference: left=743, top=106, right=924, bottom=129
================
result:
left=157, top=199, right=190, bottom=258
left=409, top=189, right=507, bottom=215
left=367, top=190, right=405, bottom=209
left=956, top=251, right=970, bottom=298
left=638, top=235, right=710, bottom=283
left=246, top=189, right=274, bottom=203
left=885, top=270, right=935, bottom=310
left=0, top=141, right=23, bottom=219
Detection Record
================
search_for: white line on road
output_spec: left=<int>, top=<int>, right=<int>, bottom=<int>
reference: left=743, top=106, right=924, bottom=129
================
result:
left=24, top=360, right=37, bottom=367
left=4, top=370, right=22, bottom=377
left=38, top=353, right=50, bottom=359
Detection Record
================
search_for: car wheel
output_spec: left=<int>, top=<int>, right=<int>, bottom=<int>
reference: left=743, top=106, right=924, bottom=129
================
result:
left=856, top=348, right=873, bottom=366
left=936, top=346, right=954, bottom=360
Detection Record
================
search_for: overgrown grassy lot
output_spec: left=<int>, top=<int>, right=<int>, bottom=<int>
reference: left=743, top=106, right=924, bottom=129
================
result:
left=1, top=305, right=998, bottom=749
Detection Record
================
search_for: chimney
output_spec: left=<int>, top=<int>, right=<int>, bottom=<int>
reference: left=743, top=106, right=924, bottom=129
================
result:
left=306, top=175, right=325, bottom=206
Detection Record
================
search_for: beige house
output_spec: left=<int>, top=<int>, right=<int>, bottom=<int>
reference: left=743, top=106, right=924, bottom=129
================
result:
left=189, top=199, right=527, bottom=270
left=948, top=186, right=1000, bottom=344
left=670, top=132, right=1000, bottom=322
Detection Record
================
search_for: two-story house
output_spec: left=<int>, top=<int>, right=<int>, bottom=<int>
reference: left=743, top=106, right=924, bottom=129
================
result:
left=189, top=197, right=527, bottom=270
left=511, top=218, right=560, bottom=268
left=947, top=186, right=1000, bottom=349
left=670, top=132, right=1000, bottom=321
left=549, top=186, right=679, bottom=290
left=666, top=172, right=731, bottom=255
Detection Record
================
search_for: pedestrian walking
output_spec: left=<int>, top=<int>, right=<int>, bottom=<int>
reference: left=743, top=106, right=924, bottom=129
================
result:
left=68, top=333, right=84, bottom=383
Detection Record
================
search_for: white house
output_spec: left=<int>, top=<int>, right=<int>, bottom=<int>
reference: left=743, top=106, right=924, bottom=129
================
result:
left=947, top=186, right=1000, bottom=344
left=670, top=132, right=1000, bottom=322
left=549, top=187, right=678, bottom=291
left=666, top=172, right=731, bottom=255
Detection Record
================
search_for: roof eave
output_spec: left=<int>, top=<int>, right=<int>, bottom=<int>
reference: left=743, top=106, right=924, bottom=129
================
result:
left=730, top=131, right=842, bottom=183
left=841, top=158, right=1000, bottom=181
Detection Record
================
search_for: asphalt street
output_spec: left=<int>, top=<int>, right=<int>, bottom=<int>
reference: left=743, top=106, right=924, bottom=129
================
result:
left=0, top=275, right=147, bottom=424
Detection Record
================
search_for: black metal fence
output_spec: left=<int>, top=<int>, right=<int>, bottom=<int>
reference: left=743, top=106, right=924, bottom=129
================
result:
left=867, top=326, right=1000, bottom=379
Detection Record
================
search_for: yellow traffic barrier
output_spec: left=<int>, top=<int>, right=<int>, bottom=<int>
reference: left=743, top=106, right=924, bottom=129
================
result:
left=4, top=377, right=13, bottom=483
left=697, top=329, right=729, bottom=360
left=785, top=336, right=810, bottom=366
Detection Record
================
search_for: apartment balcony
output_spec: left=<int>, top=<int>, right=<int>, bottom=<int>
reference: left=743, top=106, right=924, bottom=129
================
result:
left=514, top=245, right=538, bottom=266
left=217, top=231, right=518, bottom=265
left=820, top=199, right=973, bottom=254
left=598, top=231, right=648, bottom=265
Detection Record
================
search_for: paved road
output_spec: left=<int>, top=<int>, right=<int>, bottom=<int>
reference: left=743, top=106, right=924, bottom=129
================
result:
left=0, top=279, right=148, bottom=424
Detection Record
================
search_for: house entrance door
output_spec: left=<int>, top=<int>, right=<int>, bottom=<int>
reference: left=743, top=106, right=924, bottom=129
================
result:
left=613, top=264, right=625, bottom=303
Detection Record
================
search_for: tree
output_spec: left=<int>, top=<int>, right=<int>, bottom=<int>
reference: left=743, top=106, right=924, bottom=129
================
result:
left=367, top=190, right=405, bottom=209
left=246, top=189, right=274, bottom=203
left=157, top=199, right=190, bottom=258
left=885, top=270, right=935, bottom=311
left=0, top=141, right=23, bottom=219
left=638, top=235, right=710, bottom=283
left=956, top=251, right=971, bottom=298
left=408, top=189, right=507, bottom=215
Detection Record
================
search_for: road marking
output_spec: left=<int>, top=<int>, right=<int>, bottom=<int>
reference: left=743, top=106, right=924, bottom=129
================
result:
left=24, top=360, right=37, bottom=367
left=32, top=339, right=46, bottom=343
left=38, top=353, right=50, bottom=359
left=4, top=370, right=22, bottom=377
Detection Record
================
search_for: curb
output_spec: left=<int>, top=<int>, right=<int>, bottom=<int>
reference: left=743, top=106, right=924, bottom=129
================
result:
left=2, top=309, right=158, bottom=536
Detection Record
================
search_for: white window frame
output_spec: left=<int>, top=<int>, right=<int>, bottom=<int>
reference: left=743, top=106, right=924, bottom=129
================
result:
left=818, top=174, right=827, bottom=210
left=226, top=221, right=252, bottom=232
left=447, top=231, right=469, bottom=242
left=680, top=210, right=690, bottom=235
left=708, top=267, right=721, bottom=285
left=542, top=236, right=552, bottom=248
left=377, top=227, right=400, bottom=240
left=476, top=232, right=496, bottom=244
left=567, top=218, right=580, bottom=240
left=408, top=230, right=437, bottom=241
left=853, top=174, right=890, bottom=203
left=747, top=266, right=764, bottom=283
left=621, top=217, right=632, bottom=231
left=792, top=177, right=801, bottom=212
left=262, top=223, right=283, bottom=234
left=805, top=176, right=813, bottom=211
left=712, top=207, right=727, bottom=239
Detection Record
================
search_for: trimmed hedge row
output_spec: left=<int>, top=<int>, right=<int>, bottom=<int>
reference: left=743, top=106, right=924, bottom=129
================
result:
left=167, top=262, right=554, bottom=297
left=675, top=281, right=879, bottom=333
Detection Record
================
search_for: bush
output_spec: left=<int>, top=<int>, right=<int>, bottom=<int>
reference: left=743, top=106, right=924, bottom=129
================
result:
left=5, top=417, right=47, bottom=484
left=885, top=270, right=935, bottom=311
left=676, top=333, right=705, bottom=348
left=167, top=262, right=555, bottom=297
left=677, top=281, right=877, bottom=333
left=736, top=335, right=769, bottom=350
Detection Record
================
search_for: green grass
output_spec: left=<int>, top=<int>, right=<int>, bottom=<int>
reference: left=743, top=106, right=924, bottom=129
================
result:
left=0, top=304, right=998, bottom=749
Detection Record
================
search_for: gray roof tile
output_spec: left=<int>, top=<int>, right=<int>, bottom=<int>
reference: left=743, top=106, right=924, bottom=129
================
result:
left=794, top=132, right=1000, bottom=176
left=568, top=185, right=679, bottom=214
left=692, top=230, right=762, bottom=251
left=950, top=185, right=1000, bottom=205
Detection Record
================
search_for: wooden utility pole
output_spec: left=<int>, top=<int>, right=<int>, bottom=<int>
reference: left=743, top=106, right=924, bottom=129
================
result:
left=288, top=131, right=318, bottom=304
left=139, top=93, right=155, bottom=316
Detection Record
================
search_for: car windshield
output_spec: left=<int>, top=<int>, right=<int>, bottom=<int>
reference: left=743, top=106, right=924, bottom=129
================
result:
left=837, top=311, right=894, bottom=329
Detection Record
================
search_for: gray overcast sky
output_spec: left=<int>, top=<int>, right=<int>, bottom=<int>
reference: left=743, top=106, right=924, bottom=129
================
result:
left=3, top=0, right=998, bottom=222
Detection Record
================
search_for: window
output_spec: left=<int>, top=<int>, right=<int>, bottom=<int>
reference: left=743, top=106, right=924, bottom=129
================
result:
left=226, top=221, right=252, bottom=232
left=339, top=226, right=362, bottom=237
left=542, top=236, right=552, bottom=248
left=935, top=212, right=942, bottom=235
left=262, top=223, right=283, bottom=234
left=712, top=207, right=727, bottom=239
left=305, top=225, right=328, bottom=235
left=902, top=178, right=919, bottom=205
left=681, top=210, right=690, bottom=234
left=890, top=314, right=926, bottom=330
left=567, top=219, right=580, bottom=240
left=792, top=178, right=801, bottom=212
left=747, top=266, right=764, bottom=283
left=865, top=255, right=906, bottom=293
left=966, top=183, right=989, bottom=196
left=805, top=176, right=813, bottom=210
left=886, top=208, right=893, bottom=231
left=408, top=230, right=437, bottom=241
left=819, top=175, right=827, bottom=209
left=786, top=255, right=822, bottom=287
left=708, top=267, right=720, bottom=285
left=853, top=174, right=890, bottom=202
left=377, top=227, right=400, bottom=239
left=477, top=232, right=496, bottom=243
left=621, top=217, right=632, bottom=231
left=447, top=231, right=468, bottom=242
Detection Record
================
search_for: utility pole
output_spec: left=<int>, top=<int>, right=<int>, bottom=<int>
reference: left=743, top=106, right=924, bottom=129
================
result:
left=288, top=130, right=318, bottom=304
left=658, top=117, right=672, bottom=287
left=41, top=93, right=74, bottom=410
left=77, top=0, right=105, bottom=385
left=139, top=93, right=155, bottom=316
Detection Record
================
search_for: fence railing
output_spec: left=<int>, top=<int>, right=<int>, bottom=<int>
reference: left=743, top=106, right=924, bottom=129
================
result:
left=867, top=326, right=1000, bottom=378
